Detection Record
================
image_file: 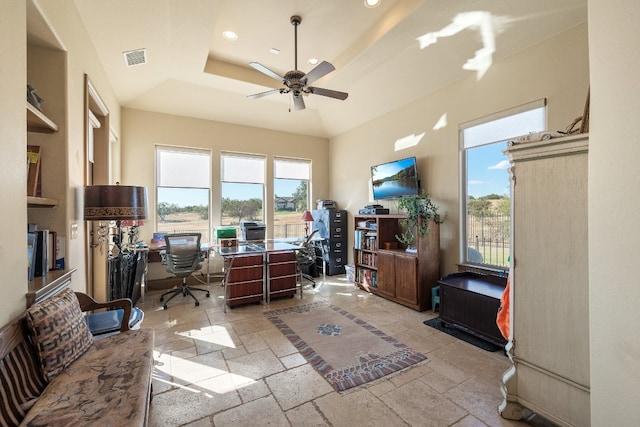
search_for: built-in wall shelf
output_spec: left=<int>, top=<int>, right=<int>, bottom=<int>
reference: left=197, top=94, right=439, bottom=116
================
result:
left=27, top=103, right=58, bottom=133
left=27, top=196, right=59, bottom=207
left=27, top=268, right=76, bottom=308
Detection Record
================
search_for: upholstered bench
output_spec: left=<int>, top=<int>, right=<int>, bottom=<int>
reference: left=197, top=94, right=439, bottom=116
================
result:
left=0, top=288, right=154, bottom=426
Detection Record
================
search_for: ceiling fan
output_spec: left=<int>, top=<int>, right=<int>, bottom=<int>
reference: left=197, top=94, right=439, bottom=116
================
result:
left=247, top=15, right=348, bottom=111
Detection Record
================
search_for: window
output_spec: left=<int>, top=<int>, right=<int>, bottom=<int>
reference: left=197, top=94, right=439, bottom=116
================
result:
left=156, top=146, right=211, bottom=241
left=460, top=99, right=546, bottom=268
left=274, top=158, right=311, bottom=238
left=221, top=153, right=265, bottom=226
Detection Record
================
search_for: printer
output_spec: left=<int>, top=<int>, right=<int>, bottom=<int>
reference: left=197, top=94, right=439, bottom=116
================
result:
left=239, top=221, right=266, bottom=241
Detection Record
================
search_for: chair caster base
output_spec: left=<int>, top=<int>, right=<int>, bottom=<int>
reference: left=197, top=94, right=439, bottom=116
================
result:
left=206, top=293, right=210, bottom=298
left=163, top=304, right=168, bottom=310
left=195, top=301, right=200, bottom=307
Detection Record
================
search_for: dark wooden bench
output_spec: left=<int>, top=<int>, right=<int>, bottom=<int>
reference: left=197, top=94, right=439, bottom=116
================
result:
left=438, top=271, right=508, bottom=347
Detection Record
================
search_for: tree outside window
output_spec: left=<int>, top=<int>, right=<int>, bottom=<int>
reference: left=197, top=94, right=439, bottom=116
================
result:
left=461, top=100, right=546, bottom=268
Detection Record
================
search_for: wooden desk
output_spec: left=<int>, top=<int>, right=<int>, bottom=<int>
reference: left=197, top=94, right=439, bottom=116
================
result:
left=214, top=242, right=300, bottom=311
left=148, top=241, right=217, bottom=284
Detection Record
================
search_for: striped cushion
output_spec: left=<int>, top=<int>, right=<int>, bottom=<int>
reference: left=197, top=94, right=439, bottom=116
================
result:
left=0, top=325, right=47, bottom=427
left=26, top=288, right=93, bottom=381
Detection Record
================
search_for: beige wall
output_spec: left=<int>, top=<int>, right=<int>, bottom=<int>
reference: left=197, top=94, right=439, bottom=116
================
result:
left=121, top=108, right=329, bottom=242
left=0, top=0, right=121, bottom=325
left=33, top=0, right=122, bottom=295
left=5, top=3, right=640, bottom=424
left=0, top=1, right=29, bottom=323
left=588, top=0, right=640, bottom=423
left=330, top=23, right=590, bottom=275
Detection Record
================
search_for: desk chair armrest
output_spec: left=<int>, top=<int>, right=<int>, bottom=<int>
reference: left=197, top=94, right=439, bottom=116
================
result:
left=74, top=292, right=133, bottom=333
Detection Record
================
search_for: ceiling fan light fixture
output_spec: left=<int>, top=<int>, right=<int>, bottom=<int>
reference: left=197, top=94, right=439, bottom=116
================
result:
left=308, top=58, right=319, bottom=65
left=270, top=48, right=280, bottom=54
left=222, top=30, right=238, bottom=41
left=364, top=0, right=380, bottom=8
left=247, top=15, right=349, bottom=111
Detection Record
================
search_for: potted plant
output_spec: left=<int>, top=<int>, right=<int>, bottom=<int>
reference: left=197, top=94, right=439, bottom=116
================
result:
left=395, top=192, right=446, bottom=248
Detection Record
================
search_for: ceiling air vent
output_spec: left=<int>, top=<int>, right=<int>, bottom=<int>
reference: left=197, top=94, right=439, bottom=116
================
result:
left=123, top=48, right=147, bottom=67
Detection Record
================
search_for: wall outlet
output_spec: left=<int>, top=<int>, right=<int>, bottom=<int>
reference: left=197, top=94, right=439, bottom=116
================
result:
left=71, top=223, right=78, bottom=239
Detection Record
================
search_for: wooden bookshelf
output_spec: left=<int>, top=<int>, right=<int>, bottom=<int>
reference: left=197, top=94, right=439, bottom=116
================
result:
left=27, top=196, right=59, bottom=207
left=27, top=103, right=58, bottom=133
left=354, top=214, right=440, bottom=311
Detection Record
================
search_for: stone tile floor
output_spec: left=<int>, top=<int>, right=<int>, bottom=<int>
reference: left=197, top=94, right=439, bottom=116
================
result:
left=139, top=275, right=542, bottom=426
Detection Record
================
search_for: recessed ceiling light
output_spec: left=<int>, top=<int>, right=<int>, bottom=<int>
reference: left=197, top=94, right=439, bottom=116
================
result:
left=270, top=48, right=280, bottom=54
left=308, top=58, right=319, bottom=65
left=222, top=30, right=238, bottom=41
left=364, top=0, right=380, bottom=8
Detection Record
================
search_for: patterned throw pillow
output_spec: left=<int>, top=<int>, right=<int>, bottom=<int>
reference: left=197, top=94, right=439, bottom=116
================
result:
left=26, top=288, right=94, bottom=381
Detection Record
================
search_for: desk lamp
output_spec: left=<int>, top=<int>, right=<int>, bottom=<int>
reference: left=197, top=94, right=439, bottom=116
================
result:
left=84, top=184, right=148, bottom=301
left=301, top=210, right=314, bottom=237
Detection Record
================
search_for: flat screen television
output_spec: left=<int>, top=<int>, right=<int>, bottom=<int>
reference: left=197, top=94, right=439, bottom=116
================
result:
left=371, top=156, right=420, bottom=200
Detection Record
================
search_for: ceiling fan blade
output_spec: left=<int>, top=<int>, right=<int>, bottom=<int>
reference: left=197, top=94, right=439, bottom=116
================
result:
left=247, top=89, right=282, bottom=99
left=293, top=93, right=306, bottom=110
left=308, top=86, right=349, bottom=101
left=302, top=61, right=335, bottom=85
left=249, top=62, right=284, bottom=82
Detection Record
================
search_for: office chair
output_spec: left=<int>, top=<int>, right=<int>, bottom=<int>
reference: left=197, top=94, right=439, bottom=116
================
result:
left=297, top=229, right=319, bottom=289
left=160, top=233, right=210, bottom=309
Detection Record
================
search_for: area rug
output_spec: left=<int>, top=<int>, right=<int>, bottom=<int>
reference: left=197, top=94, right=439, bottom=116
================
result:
left=264, top=301, right=428, bottom=392
left=423, top=317, right=504, bottom=353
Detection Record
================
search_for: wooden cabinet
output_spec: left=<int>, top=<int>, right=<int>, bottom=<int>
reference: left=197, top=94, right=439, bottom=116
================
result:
left=354, top=214, right=440, bottom=311
left=395, top=253, right=418, bottom=305
left=267, top=251, right=298, bottom=300
left=378, top=251, right=420, bottom=305
left=224, top=255, right=264, bottom=307
left=500, top=134, right=589, bottom=426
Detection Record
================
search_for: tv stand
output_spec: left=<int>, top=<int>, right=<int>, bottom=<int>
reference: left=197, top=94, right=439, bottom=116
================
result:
left=353, top=214, right=440, bottom=311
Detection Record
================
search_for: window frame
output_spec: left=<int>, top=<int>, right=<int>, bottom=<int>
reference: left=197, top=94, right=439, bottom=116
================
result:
left=459, top=99, right=546, bottom=269
left=273, top=157, right=312, bottom=238
left=155, top=145, right=212, bottom=241
left=220, top=152, right=266, bottom=226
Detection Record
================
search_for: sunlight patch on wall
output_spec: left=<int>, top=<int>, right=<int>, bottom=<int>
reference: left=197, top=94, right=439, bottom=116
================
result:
left=394, top=132, right=425, bottom=151
left=416, top=11, right=497, bottom=79
left=433, top=113, right=448, bottom=130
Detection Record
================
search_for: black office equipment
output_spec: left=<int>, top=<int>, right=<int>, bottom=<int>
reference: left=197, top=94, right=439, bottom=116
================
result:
left=312, top=209, right=347, bottom=275
left=239, top=221, right=266, bottom=241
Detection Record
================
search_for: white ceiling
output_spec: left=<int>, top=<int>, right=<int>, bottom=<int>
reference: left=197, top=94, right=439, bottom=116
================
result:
left=73, top=0, right=587, bottom=138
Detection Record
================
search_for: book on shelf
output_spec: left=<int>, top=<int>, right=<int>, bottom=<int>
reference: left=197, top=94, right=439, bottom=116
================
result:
left=34, top=230, right=48, bottom=277
left=27, top=145, right=42, bottom=197
left=55, top=235, right=65, bottom=270
left=27, top=232, right=37, bottom=281
left=47, top=231, right=56, bottom=271
left=357, top=268, right=377, bottom=288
